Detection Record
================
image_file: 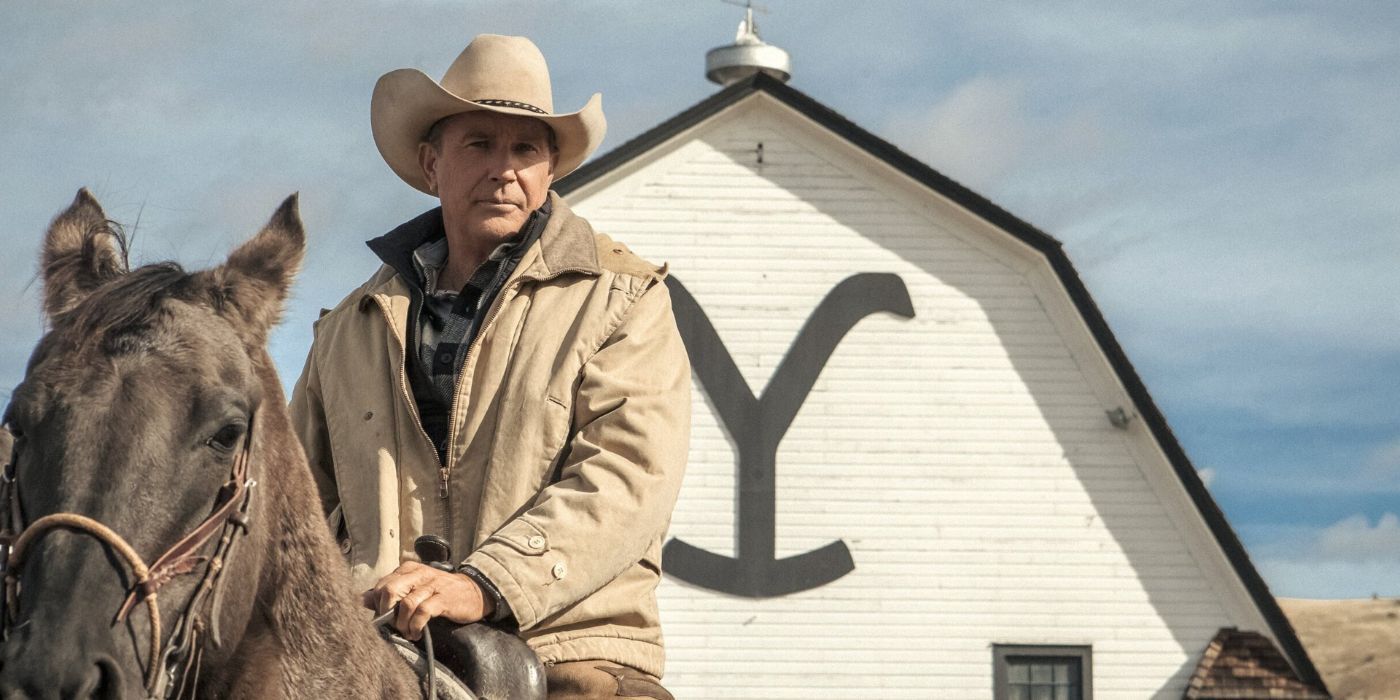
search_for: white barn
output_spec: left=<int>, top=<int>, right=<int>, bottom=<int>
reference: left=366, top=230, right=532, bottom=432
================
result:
left=556, top=75, right=1328, bottom=699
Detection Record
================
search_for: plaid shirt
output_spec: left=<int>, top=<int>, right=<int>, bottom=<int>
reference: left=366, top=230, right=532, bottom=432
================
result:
left=412, top=237, right=517, bottom=406
left=409, top=204, right=550, bottom=410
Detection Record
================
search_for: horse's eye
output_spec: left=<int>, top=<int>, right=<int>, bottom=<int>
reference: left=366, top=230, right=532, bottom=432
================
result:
left=206, top=423, right=246, bottom=453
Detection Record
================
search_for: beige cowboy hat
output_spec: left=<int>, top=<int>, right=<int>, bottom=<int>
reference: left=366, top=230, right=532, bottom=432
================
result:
left=371, top=34, right=606, bottom=194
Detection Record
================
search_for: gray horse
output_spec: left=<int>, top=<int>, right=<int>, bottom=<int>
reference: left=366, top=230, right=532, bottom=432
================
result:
left=0, top=191, right=539, bottom=699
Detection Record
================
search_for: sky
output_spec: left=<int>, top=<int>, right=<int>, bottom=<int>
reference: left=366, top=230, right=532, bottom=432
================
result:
left=1, top=1, right=1396, bottom=599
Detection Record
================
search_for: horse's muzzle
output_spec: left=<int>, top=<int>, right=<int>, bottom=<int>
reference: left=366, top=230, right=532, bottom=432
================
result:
left=0, top=647, right=126, bottom=700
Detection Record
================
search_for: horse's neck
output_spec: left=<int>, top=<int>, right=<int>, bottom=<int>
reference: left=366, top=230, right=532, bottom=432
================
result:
left=216, top=429, right=421, bottom=698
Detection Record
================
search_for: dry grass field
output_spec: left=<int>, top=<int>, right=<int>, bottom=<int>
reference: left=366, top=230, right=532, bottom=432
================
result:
left=1280, top=597, right=1400, bottom=699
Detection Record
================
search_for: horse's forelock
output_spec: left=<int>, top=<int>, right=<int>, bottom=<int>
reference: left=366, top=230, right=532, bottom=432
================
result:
left=55, top=262, right=192, bottom=355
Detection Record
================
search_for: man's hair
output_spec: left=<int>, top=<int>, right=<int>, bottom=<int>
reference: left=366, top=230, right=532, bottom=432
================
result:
left=425, top=112, right=558, bottom=153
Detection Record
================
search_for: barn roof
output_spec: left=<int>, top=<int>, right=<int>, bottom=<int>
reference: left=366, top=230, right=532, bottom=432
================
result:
left=556, top=72, right=1327, bottom=693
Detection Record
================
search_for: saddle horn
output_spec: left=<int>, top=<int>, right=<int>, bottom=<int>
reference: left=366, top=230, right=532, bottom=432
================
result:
left=414, top=535, right=454, bottom=572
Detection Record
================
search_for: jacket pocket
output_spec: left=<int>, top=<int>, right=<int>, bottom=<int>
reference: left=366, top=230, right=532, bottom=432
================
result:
left=539, top=394, right=573, bottom=487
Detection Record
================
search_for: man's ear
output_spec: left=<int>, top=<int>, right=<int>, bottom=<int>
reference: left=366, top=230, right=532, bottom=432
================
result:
left=418, top=142, right=439, bottom=195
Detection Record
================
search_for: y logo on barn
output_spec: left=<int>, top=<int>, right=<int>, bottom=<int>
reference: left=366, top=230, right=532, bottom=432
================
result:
left=663, top=273, right=915, bottom=597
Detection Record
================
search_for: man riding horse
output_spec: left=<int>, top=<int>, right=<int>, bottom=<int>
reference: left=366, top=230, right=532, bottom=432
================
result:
left=289, top=35, right=689, bottom=699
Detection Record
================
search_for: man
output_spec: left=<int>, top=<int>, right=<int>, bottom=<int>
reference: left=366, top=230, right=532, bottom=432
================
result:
left=290, top=35, right=689, bottom=699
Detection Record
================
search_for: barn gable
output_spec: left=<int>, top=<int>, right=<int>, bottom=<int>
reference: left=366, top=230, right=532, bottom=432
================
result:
left=558, top=74, right=1324, bottom=697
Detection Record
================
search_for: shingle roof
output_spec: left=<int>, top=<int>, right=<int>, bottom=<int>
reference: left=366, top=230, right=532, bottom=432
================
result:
left=1186, top=628, right=1330, bottom=699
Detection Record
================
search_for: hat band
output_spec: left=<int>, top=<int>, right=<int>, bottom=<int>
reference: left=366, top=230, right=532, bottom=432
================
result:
left=472, top=99, right=548, bottom=115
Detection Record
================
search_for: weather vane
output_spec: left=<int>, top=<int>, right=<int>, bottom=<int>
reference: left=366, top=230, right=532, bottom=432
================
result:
left=721, top=0, right=770, bottom=43
left=721, top=0, right=769, bottom=12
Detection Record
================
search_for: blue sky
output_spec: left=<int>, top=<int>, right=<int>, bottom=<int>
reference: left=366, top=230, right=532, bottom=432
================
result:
left=2, top=1, right=1396, bottom=599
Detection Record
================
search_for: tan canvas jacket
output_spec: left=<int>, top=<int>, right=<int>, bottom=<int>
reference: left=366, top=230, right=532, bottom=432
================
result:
left=289, top=193, right=690, bottom=676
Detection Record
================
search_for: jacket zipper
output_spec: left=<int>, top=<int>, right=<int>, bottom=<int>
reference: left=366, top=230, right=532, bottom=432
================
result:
left=440, top=263, right=595, bottom=539
left=430, top=254, right=593, bottom=542
left=439, top=278, right=521, bottom=501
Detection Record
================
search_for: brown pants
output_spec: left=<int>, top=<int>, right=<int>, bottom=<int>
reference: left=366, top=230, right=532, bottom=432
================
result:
left=545, top=661, right=673, bottom=700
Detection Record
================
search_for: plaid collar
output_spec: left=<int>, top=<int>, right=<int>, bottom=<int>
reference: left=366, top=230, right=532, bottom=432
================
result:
left=411, top=236, right=521, bottom=298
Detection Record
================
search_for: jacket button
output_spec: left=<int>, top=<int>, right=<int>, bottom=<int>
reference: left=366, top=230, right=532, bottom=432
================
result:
left=528, top=536, right=546, bottom=550
left=551, top=562, right=567, bottom=580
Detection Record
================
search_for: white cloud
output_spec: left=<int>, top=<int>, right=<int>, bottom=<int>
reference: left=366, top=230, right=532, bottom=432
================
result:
left=881, top=75, right=1113, bottom=195
left=1256, top=513, right=1400, bottom=597
left=1313, top=513, right=1400, bottom=563
left=1197, top=467, right=1217, bottom=488
left=1259, top=557, right=1400, bottom=600
left=884, top=76, right=1030, bottom=190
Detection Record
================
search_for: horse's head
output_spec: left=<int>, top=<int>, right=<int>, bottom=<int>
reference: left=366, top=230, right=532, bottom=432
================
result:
left=0, top=189, right=304, bottom=698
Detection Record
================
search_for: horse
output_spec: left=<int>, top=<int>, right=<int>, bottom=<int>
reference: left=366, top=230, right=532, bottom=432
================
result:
left=0, top=191, right=541, bottom=699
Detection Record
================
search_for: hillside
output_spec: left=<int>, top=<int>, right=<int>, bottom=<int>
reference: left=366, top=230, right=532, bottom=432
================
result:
left=1280, top=597, right=1400, bottom=699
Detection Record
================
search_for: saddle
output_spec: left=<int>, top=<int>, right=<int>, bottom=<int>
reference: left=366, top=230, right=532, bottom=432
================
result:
left=388, top=620, right=546, bottom=700
left=377, top=536, right=547, bottom=700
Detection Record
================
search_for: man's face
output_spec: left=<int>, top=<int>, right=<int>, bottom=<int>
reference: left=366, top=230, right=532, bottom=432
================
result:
left=419, top=111, right=557, bottom=243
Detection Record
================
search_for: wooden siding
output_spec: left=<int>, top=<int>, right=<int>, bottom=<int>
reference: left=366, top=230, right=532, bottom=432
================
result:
left=568, top=95, right=1272, bottom=698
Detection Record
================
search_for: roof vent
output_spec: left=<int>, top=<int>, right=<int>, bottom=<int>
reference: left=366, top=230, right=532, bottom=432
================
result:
left=705, top=1, right=791, bottom=86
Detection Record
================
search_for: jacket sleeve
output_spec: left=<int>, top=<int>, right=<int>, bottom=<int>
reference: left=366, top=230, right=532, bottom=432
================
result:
left=289, top=338, right=340, bottom=521
left=462, top=279, right=691, bottom=631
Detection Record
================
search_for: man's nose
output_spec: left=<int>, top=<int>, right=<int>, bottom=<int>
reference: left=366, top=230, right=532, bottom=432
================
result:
left=487, top=149, right=519, bottom=183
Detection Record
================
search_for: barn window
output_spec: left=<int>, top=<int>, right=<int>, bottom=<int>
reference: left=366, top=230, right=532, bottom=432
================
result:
left=993, top=645, right=1092, bottom=700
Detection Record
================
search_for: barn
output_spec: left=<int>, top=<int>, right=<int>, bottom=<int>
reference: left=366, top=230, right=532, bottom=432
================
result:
left=552, top=30, right=1331, bottom=700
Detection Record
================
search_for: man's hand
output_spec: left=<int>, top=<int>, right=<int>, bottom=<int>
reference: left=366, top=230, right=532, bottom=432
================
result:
left=362, top=561, right=489, bottom=641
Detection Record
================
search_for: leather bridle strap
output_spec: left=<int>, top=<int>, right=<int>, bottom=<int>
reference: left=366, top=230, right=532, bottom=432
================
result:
left=4, top=511, right=165, bottom=687
left=116, top=448, right=251, bottom=622
left=2, top=438, right=253, bottom=696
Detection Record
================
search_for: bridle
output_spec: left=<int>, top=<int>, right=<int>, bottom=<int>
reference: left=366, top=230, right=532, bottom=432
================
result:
left=0, top=419, right=257, bottom=699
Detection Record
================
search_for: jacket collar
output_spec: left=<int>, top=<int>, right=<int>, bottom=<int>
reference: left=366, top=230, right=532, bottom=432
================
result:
left=364, top=191, right=597, bottom=293
left=526, top=192, right=599, bottom=281
left=365, top=206, right=447, bottom=285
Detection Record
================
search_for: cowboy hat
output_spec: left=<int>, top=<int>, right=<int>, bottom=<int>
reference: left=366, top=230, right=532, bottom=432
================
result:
left=371, top=34, right=606, bottom=194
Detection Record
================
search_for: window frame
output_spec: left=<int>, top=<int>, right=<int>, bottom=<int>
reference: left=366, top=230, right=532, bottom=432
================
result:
left=992, top=644, right=1093, bottom=700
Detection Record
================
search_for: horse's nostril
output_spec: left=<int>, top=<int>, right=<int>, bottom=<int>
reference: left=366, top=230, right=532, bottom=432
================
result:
left=92, top=657, right=124, bottom=700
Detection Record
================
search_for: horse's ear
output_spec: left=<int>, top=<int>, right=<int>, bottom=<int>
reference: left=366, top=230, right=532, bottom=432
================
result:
left=201, top=194, right=306, bottom=345
left=42, top=189, right=128, bottom=318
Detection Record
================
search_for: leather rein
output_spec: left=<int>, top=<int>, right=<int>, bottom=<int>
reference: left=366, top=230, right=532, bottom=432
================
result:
left=0, top=421, right=256, bottom=699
